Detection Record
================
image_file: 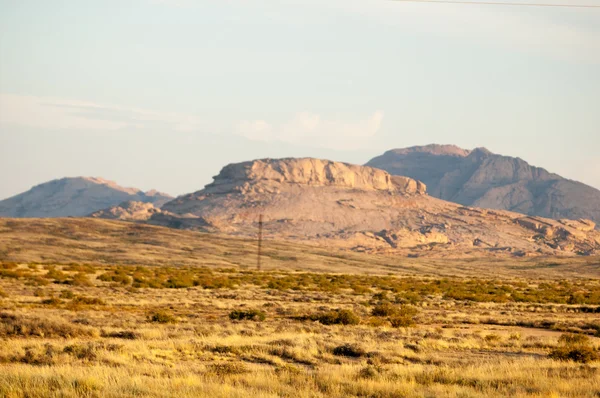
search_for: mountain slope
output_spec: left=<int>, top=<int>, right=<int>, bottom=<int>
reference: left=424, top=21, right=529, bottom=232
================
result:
left=143, top=157, right=600, bottom=257
left=0, top=177, right=172, bottom=218
left=366, top=145, right=600, bottom=227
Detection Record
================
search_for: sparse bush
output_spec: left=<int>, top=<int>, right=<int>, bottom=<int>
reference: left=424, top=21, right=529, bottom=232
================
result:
left=148, top=310, right=177, bottom=324
left=371, top=302, right=398, bottom=317
left=102, top=330, right=139, bottom=340
left=332, top=343, right=366, bottom=357
left=63, top=343, right=98, bottom=361
left=0, top=312, right=98, bottom=338
left=67, top=272, right=93, bottom=287
left=17, top=344, right=59, bottom=365
left=389, top=306, right=419, bottom=328
left=229, top=309, right=266, bottom=322
left=358, top=365, right=381, bottom=379
left=60, top=290, right=75, bottom=299
left=484, top=334, right=502, bottom=343
left=207, top=362, right=249, bottom=376
left=549, top=333, right=599, bottom=363
left=72, top=296, right=105, bottom=305
left=311, top=309, right=360, bottom=325
left=41, top=297, right=64, bottom=306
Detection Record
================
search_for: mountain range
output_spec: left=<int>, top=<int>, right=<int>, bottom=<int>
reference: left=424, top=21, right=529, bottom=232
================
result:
left=1, top=145, right=600, bottom=257
left=92, top=157, right=599, bottom=257
left=366, top=144, right=600, bottom=227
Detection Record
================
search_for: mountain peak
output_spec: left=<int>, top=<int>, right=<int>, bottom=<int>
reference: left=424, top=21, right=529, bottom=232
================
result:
left=367, top=146, right=600, bottom=228
left=0, top=177, right=172, bottom=218
left=389, top=144, right=472, bottom=157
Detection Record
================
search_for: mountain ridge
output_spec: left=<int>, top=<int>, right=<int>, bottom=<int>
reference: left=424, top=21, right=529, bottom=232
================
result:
left=366, top=144, right=600, bottom=227
left=0, top=177, right=172, bottom=218
left=124, top=157, right=600, bottom=257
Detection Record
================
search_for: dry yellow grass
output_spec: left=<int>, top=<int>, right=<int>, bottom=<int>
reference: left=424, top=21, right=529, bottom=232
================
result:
left=0, top=260, right=599, bottom=397
left=1, top=217, right=600, bottom=278
left=1, top=218, right=599, bottom=396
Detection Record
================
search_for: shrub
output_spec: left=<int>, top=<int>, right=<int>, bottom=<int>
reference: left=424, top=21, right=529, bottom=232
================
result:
left=63, top=343, right=98, bottom=361
left=0, top=288, right=7, bottom=298
left=549, top=333, right=599, bottom=363
left=148, top=310, right=177, bottom=324
left=72, top=296, right=105, bottom=305
left=371, top=302, right=398, bottom=317
left=67, top=272, right=94, bottom=287
left=0, top=312, right=98, bottom=338
left=17, top=344, right=59, bottom=365
left=389, top=306, right=419, bottom=328
left=332, top=343, right=366, bottom=357
left=208, top=362, right=249, bottom=376
left=102, top=330, right=139, bottom=340
left=41, top=297, right=64, bottom=306
left=229, top=309, right=266, bottom=322
left=312, top=309, right=360, bottom=325
left=60, top=290, right=75, bottom=299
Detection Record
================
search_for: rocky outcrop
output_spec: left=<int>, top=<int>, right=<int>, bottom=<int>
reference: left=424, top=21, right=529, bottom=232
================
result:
left=367, top=145, right=600, bottom=228
left=155, top=157, right=600, bottom=257
left=0, top=177, right=172, bottom=218
left=206, top=158, right=426, bottom=194
left=89, top=201, right=162, bottom=221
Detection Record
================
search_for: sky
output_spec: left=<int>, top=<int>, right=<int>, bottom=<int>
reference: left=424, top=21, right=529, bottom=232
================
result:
left=0, top=0, right=599, bottom=199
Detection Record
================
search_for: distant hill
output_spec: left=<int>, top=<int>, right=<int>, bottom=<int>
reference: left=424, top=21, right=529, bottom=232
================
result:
left=130, top=157, right=600, bottom=257
left=0, top=177, right=172, bottom=218
left=366, top=145, right=600, bottom=227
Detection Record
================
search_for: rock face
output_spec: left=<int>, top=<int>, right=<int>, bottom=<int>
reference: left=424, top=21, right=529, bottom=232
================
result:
left=366, top=145, right=600, bottom=228
left=89, top=201, right=162, bottom=221
left=208, top=158, right=426, bottom=194
left=153, top=157, right=600, bottom=257
left=0, top=177, right=172, bottom=218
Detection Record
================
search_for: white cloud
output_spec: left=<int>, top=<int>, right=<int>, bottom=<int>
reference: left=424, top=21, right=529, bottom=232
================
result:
left=0, top=94, right=204, bottom=132
left=237, top=110, right=384, bottom=150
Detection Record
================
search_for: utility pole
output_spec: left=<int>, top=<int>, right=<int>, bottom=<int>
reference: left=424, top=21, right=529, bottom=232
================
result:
left=257, top=214, right=263, bottom=271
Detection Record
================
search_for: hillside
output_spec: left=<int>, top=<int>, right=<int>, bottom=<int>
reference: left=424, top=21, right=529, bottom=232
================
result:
left=0, top=177, right=172, bottom=218
left=142, top=158, right=600, bottom=257
left=366, top=145, right=600, bottom=227
left=1, top=217, right=599, bottom=278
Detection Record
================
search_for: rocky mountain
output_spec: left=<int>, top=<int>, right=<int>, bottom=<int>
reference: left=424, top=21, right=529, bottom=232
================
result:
left=0, top=177, right=172, bottom=218
left=366, top=145, right=600, bottom=227
left=134, top=157, right=600, bottom=257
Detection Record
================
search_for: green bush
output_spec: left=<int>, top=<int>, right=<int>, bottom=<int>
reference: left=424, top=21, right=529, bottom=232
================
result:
left=0, top=312, right=98, bottom=338
left=311, top=309, right=360, bottom=326
left=549, top=333, right=599, bottom=363
left=229, top=309, right=266, bottom=322
left=371, top=302, right=398, bottom=317
left=148, top=310, right=177, bottom=324
left=332, top=343, right=366, bottom=357
left=389, top=306, right=419, bottom=328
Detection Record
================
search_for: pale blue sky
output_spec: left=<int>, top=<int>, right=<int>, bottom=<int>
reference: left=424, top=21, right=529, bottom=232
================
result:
left=1, top=0, right=599, bottom=198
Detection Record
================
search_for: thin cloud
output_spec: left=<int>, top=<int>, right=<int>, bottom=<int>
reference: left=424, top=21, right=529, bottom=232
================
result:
left=237, top=110, right=385, bottom=150
left=0, top=94, right=204, bottom=132
left=302, top=0, right=600, bottom=63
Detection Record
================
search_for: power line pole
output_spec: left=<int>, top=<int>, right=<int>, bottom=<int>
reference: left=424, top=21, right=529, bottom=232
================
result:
left=257, top=214, right=263, bottom=271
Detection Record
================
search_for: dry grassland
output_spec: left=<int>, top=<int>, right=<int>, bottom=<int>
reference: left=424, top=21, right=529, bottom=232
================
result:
left=0, top=218, right=599, bottom=397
